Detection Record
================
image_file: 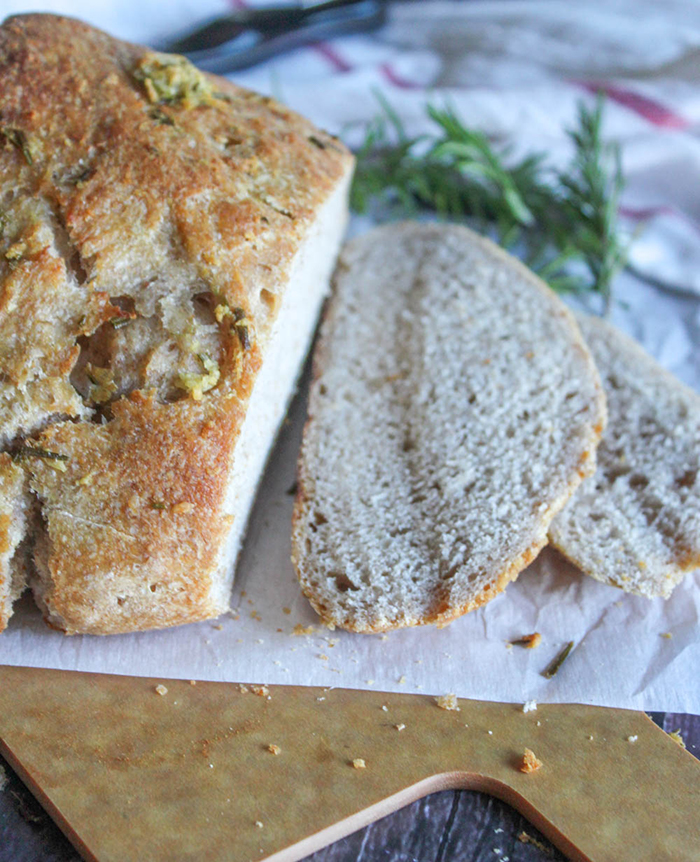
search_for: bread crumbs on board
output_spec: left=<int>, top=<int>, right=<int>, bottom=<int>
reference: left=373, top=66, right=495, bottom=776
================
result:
left=267, top=744, right=281, bottom=755
left=436, top=693, right=460, bottom=711
left=155, top=684, right=168, bottom=696
left=250, top=685, right=270, bottom=697
left=293, top=623, right=315, bottom=636
left=519, top=748, right=543, bottom=773
left=351, top=758, right=366, bottom=769
left=523, top=700, right=537, bottom=713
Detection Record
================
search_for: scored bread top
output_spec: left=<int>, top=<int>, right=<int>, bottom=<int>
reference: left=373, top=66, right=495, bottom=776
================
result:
left=549, top=312, right=700, bottom=598
left=292, top=222, right=606, bottom=633
left=0, top=14, right=352, bottom=633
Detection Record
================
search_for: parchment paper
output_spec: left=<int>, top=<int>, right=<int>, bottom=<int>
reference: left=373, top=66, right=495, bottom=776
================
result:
left=1, top=0, right=699, bottom=712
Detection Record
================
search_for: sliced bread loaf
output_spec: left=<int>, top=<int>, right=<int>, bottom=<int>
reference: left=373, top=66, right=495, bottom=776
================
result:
left=549, top=313, right=700, bottom=598
left=292, top=222, right=606, bottom=632
left=0, top=15, right=353, bottom=634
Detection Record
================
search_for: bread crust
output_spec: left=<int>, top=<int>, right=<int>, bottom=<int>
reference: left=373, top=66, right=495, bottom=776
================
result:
left=0, top=14, right=353, bottom=633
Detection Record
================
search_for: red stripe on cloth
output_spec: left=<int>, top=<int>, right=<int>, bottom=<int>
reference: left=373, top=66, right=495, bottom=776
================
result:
left=575, top=81, right=690, bottom=130
left=620, top=204, right=675, bottom=220
left=620, top=204, right=700, bottom=236
left=380, top=62, right=421, bottom=90
left=313, top=42, right=353, bottom=73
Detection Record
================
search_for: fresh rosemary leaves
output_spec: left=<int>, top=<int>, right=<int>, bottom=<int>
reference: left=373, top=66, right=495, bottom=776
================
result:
left=351, top=94, right=628, bottom=309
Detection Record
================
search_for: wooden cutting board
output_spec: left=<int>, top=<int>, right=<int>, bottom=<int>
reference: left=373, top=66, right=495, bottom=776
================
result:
left=0, top=665, right=698, bottom=862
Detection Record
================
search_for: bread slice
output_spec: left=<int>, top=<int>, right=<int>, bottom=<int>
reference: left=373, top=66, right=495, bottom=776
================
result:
left=549, top=313, right=700, bottom=598
left=292, top=223, right=606, bottom=632
left=0, top=14, right=353, bottom=634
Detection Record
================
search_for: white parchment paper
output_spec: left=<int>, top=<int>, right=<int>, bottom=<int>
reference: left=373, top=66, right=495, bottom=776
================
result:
left=1, top=0, right=699, bottom=711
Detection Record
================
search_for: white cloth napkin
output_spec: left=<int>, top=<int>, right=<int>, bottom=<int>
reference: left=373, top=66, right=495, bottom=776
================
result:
left=1, top=0, right=699, bottom=712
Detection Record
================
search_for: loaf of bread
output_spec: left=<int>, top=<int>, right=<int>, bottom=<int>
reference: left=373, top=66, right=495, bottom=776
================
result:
left=549, top=312, right=700, bottom=598
left=0, top=14, right=353, bottom=634
left=292, top=223, right=606, bottom=632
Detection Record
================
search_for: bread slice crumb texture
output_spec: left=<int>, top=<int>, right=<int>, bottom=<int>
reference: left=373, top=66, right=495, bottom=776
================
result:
left=550, top=312, right=700, bottom=598
left=292, top=223, right=606, bottom=632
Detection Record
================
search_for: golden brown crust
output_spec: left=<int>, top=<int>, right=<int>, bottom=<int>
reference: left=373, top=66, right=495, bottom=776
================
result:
left=0, top=452, right=27, bottom=631
left=0, top=14, right=353, bottom=633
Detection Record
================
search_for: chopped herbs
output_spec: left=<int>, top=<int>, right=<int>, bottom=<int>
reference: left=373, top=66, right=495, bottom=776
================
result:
left=232, top=308, right=251, bottom=350
left=86, top=364, right=117, bottom=404
left=13, top=445, right=69, bottom=473
left=133, top=53, right=216, bottom=108
left=149, top=107, right=175, bottom=126
left=151, top=500, right=167, bottom=511
left=350, top=93, right=629, bottom=309
left=542, top=641, right=575, bottom=679
left=309, top=135, right=327, bottom=150
left=177, top=353, right=220, bottom=401
left=1, top=127, right=33, bottom=165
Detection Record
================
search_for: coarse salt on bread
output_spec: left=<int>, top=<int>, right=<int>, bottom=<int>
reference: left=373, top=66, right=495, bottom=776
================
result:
left=292, top=222, right=606, bottom=632
left=550, top=312, right=700, bottom=598
left=0, top=14, right=353, bottom=634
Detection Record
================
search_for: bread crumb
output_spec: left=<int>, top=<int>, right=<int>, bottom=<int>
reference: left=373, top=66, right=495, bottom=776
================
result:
left=523, top=700, right=537, bottom=713
left=238, top=684, right=249, bottom=694
left=398, top=675, right=407, bottom=685
left=395, top=723, right=406, bottom=732
left=588, top=735, right=594, bottom=740
left=172, top=501, right=195, bottom=515
left=189, top=680, right=197, bottom=686
left=668, top=729, right=686, bottom=748
left=661, top=632, right=673, bottom=639
left=519, top=748, right=542, bottom=773
left=250, top=685, right=270, bottom=697
left=627, top=735, right=638, bottom=743
left=488, top=730, right=493, bottom=735
left=255, top=821, right=264, bottom=829
left=316, top=696, right=326, bottom=702
left=381, top=705, right=388, bottom=712
left=318, top=654, right=329, bottom=661
left=518, top=831, right=551, bottom=854
left=381, top=635, right=389, bottom=641
left=512, top=632, right=541, bottom=649
left=293, top=624, right=315, bottom=636
left=351, top=758, right=366, bottom=770
left=213, top=624, right=223, bottom=631
left=267, top=744, right=281, bottom=755
left=283, top=607, right=291, bottom=615
left=366, top=679, right=375, bottom=685
left=155, top=684, right=168, bottom=696
left=436, top=693, right=460, bottom=711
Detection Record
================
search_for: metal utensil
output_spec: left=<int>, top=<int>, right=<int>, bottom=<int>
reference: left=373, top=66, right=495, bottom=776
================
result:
left=161, top=0, right=386, bottom=73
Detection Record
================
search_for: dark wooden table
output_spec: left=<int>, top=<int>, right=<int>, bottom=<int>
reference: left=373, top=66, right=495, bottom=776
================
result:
left=1, top=711, right=696, bottom=862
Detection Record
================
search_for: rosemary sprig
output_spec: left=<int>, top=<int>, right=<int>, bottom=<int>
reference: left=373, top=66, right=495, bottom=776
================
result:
left=543, top=641, right=575, bottom=679
left=350, top=93, right=629, bottom=308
